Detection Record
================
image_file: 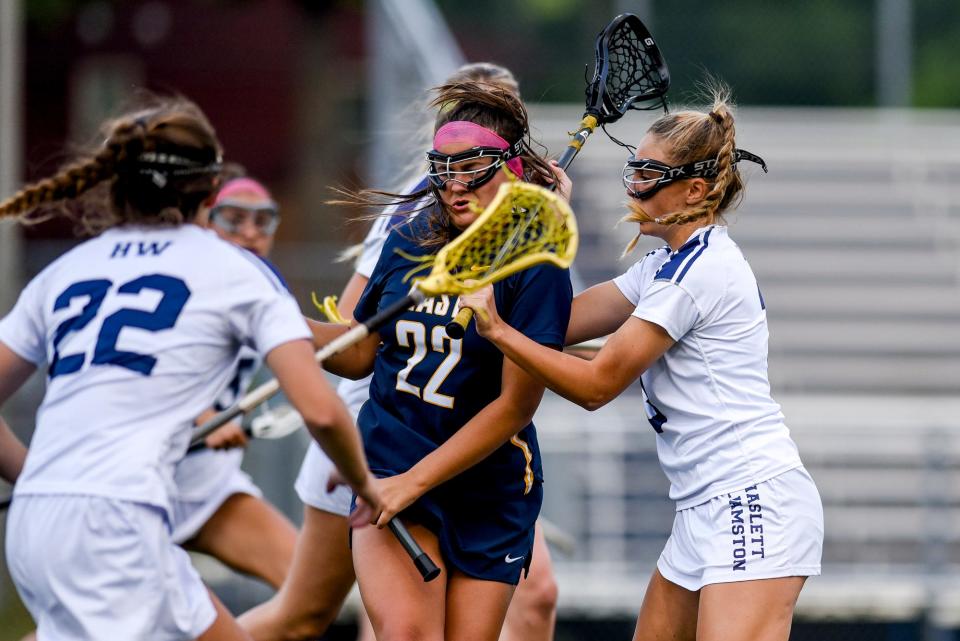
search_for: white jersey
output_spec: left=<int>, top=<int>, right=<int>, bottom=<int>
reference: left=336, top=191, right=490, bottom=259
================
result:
left=613, top=225, right=802, bottom=509
left=0, top=225, right=310, bottom=514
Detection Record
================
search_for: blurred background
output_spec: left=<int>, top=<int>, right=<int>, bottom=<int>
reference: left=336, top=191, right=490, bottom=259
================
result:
left=2, top=0, right=960, bottom=639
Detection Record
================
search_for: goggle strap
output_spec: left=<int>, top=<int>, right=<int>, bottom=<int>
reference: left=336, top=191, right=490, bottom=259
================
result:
left=733, top=149, right=768, bottom=173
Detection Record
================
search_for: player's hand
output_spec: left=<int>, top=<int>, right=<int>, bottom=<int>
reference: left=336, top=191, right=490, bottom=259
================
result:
left=204, top=422, right=249, bottom=450
left=326, top=470, right=383, bottom=529
left=369, top=472, right=423, bottom=529
left=546, top=159, right=573, bottom=202
left=459, top=285, right=505, bottom=341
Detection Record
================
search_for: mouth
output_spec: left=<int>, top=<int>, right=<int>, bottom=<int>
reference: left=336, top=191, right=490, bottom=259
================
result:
left=449, top=198, right=474, bottom=214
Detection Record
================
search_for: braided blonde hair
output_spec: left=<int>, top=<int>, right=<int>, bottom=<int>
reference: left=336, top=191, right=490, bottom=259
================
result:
left=0, top=97, right=221, bottom=235
left=622, top=85, right=744, bottom=254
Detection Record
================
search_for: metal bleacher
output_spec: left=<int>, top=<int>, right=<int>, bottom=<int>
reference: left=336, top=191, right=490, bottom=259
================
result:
left=527, top=104, right=960, bottom=625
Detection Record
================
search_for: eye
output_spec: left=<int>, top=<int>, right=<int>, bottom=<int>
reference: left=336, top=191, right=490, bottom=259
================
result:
left=219, top=207, right=246, bottom=224
left=254, top=211, right=274, bottom=228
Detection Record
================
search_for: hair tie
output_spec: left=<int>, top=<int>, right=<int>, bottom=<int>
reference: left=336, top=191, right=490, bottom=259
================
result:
left=709, top=111, right=723, bottom=125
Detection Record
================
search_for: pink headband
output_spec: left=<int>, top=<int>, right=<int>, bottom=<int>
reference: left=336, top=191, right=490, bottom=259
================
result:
left=214, top=177, right=273, bottom=205
left=433, top=121, right=524, bottom=178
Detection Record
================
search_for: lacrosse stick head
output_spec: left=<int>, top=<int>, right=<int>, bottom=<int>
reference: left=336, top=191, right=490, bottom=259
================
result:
left=585, top=13, right=670, bottom=123
left=249, top=404, right=305, bottom=440
left=415, top=182, right=578, bottom=298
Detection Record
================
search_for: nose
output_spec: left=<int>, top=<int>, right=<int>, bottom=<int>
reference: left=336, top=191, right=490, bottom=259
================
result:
left=445, top=179, right=472, bottom=196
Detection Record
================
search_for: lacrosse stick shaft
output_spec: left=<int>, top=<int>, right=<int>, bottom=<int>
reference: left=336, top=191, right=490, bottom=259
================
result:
left=187, top=426, right=253, bottom=453
left=0, top=496, right=10, bottom=511
left=555, top=114, right=599, bottom=171
left=390, top=519, right=441, bottom=581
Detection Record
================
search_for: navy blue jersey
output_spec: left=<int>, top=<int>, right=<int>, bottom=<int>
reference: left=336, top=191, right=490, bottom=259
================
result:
left=355, top=212, right=572, bottom=497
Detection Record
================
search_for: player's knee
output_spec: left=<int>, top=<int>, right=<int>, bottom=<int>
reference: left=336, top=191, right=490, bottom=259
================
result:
left=521, top=571, right=559, bottom=620
left=275, top=605, right=340, bottom=641
left=375, top=620, right=442, bottom=641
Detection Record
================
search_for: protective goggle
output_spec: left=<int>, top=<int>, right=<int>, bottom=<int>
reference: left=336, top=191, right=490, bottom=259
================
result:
left=426, top=140, right=524, bottom=191
left=209, top=199, right=280, bottom=236
left=622, top=148, right=768, bottom=200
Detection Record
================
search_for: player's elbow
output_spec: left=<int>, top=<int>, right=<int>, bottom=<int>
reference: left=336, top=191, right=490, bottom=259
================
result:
left=580, top=387, right=614, bottom=412
left=339, top=359, right=374, bottom=381
left=299, top=404, right=342, bottom=435
left=581, top=397, right=609, bottom=412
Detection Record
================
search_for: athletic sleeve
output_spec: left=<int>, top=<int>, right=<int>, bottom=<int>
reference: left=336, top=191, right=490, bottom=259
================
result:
left=613, top=259, right=647, bottom=307
left=500, top=264, right=572, bottom=347
left=631, top=280, right=701, bottom=341
left=0, top=274, right=48, bottom=365
left=226, top=256, right=311, bottom=356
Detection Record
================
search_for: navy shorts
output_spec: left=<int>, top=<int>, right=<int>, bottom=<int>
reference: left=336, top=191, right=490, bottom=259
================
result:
left=355, top=478, right=542, bottom=585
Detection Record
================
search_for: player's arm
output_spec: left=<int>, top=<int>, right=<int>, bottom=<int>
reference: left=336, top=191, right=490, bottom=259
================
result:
left=303, top=317, right=379, bottom=380
left=0, top=416, right=26, bottom=484
left=462, top=286, right=674, bottom=411
left=304, top=266, right=376, bottom=377
left=336, top=272, right=370, bottom=320
left=266, top=338, right=380, bottom=524
left=370, top=356, right=547, bottom=527
left=565, top=280, right=636, bottom=346
left=0, top=342, right=36, bottom=484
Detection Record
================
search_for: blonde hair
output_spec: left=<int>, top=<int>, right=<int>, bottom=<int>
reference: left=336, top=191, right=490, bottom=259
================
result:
left=622, top=84, right=744, bottom=254
left=0, top=96, right=221, bottom=235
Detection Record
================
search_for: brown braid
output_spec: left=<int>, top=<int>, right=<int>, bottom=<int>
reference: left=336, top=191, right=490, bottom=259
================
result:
left=0, top=97, right=221, bottom=235
left=0, top=119, right=140, bottom=219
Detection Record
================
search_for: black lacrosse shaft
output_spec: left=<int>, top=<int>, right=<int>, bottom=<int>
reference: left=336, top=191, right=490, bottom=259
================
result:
left=0, top=496, right=10, bottom=511
left=186, top=426, right=254, bottom=453
left=555, top=115, right=599, bottom=171
left=389, top=519, right=441, bottom=582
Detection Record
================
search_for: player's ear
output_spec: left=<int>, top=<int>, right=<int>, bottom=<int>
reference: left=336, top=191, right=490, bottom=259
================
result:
left=685, top=178, right=709, bottom=205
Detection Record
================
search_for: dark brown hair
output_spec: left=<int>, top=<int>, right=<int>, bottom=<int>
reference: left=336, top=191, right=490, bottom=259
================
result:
left=0, top=96, right=222, bottom=235
left=336, top=78, right=553, bottom=249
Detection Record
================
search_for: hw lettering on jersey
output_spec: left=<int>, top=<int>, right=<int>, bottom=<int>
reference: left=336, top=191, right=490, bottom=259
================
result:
left=407, top=294, right=456, bottom=318
left=729, top=485, right=764, bottom=571
left=110, top=241, right=173, bottom=259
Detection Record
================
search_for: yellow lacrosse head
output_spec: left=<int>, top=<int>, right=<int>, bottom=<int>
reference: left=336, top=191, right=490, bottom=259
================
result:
left=311, top=293, right=351, bottom=325
left=415, top=181, right=578, bottom=298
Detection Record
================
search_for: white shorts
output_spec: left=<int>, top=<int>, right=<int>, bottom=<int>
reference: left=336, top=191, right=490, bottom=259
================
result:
left=6, top=494, right=217, bottom=641
left=657, top=466, right=823, bottom=591
left=294, top=441, right=353, bottom=517
left=169, top=448, right=262, bottom=544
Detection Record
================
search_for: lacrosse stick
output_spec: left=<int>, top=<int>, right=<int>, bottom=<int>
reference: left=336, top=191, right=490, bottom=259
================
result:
left=557, top=12, right=670, bottom=169
left=445, top=13, right=669, bottom=338
left=187, top=403, right=304, bottom=453
left=194, top=180, right=577, bottom=581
